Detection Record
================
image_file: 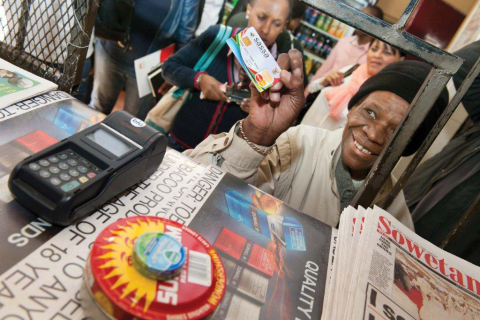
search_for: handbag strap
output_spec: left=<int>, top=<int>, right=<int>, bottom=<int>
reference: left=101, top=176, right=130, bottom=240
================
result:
left=193, top=24, right=228, bottom=71
left=173, top=25, right=232, bottom=98
left=199, top=25, right=232, bottom=72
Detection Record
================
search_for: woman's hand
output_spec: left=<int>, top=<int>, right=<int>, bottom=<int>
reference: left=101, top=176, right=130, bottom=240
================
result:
left=159, top=82, right=173, bottom=95
left=242, top=49, right=305, bottom=146
left=321, top=71, right=344, bottom=87
left=199, top=74, right=228, bottom=102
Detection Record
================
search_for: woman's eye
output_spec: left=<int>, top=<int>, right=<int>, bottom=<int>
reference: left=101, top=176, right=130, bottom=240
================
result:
left=367, top=109, right=376, bottom=119
left=390, top=128, right=395, bottom=134
left=258, top=15, right=265, bottom=21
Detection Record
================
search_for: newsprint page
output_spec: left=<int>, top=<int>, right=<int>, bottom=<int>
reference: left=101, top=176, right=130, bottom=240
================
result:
left=322, top=206, right=480, bottom=320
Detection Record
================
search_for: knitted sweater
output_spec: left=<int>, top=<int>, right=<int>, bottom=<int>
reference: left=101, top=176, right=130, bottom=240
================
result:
left=162, top=24, right=247, bottom=149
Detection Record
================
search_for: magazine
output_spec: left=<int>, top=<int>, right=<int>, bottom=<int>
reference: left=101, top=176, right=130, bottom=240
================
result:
left=169, top=166, right=336, bottom=320
left=134, top=44, right=175, bottom=98
left=0, top=59, right=58, bottom=109
left=322, top=205, right=480, bottom=320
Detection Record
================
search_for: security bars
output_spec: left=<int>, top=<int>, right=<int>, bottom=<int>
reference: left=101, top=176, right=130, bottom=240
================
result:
left=302, top=0, right=468, bottom=209
left=380, top=56, right=480, bottom=209
left=0, top=0, right=98, bottom=93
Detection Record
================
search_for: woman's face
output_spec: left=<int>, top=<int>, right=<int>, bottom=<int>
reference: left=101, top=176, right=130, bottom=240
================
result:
left=366, top=40, right=404, bottom=76
left=246, top=0, right=290, bottom=47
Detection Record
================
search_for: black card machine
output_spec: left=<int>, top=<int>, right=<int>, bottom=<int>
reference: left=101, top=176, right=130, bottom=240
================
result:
left=8, top=111, right=167, bottom=226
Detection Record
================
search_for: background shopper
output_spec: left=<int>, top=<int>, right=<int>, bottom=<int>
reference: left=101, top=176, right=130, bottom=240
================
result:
left=90, top=0, right=199, bottom=119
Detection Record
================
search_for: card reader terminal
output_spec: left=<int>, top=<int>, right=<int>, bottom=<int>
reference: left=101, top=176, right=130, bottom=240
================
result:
left=9, top=111, right=167, bottom=226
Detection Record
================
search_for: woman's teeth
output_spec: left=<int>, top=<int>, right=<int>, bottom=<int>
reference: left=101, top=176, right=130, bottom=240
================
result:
left=354, top=140, right=372, bottom=155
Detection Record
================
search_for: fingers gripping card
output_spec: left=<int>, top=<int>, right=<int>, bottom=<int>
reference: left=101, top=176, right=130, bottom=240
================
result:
left=227, top=27, right=281, bottom=92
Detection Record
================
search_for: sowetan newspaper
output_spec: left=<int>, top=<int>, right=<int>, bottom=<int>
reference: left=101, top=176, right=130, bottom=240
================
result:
left=322, top=205, right=480, bottom=320
left=377, top=215, right=480, bottom=297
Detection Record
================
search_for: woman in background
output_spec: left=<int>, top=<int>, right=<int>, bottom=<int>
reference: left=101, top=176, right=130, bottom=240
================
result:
left=90, top=0, right=199, bottom=119
left=301, top=39, right=405, bottom=130
left=162, top=0, right=292, bottom=152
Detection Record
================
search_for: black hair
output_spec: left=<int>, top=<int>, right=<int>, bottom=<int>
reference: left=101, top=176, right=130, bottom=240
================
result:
left=369, top=38, right=407, bottom=58
left=291, top=0, right=306, bottom=20
left=250, top=0, right=293, bottom=14
left=364, top=5, right=383, bottom=20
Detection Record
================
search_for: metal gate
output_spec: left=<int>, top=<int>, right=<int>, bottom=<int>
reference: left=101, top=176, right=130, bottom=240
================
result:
left=0, top=0, right=98, bottom=93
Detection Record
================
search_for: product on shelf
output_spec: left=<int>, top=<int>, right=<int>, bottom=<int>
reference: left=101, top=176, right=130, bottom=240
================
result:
left=305, top=56, right=314, bottom=75
left=335, top=23, right=348, bottom=38
left=322, top=15, right=333, bottom=32
left=315, top=13, right=327, bottom=29
left=328, top=20, right=340, bottom=36
left=295, top=23, right=338, bottom=62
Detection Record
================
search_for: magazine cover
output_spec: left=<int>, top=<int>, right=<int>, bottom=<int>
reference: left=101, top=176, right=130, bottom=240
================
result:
left=0, top=59, right=57, bottom=109
left=171, top=166, right=335, bottom=320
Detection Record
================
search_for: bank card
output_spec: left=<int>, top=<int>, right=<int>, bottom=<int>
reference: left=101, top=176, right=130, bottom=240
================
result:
left=226, top=27, right=281, bottom=92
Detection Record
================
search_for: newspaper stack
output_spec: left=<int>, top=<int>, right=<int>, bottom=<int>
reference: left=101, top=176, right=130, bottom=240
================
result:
left=0, top=58, right=57, bottom=109
left=322, top=206, right=480, bottom=320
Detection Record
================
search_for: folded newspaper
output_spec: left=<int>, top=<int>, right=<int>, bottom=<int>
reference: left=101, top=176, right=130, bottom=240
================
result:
left=322, top=205, right=480, bottom=320
left=0, top=58, right=57, bottom=109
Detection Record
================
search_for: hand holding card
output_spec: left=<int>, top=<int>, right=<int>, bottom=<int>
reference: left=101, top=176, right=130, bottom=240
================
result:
left=227, top=27, right=281, bottom=93
left=242, top=49, right=306, bottom=147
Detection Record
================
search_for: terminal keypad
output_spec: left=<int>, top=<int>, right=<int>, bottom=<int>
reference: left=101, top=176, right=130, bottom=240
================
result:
left=27, top=150, right=100, bottom=193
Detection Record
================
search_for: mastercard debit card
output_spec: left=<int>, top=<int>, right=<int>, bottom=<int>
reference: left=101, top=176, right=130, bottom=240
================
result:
left=226, top=27, right=281, bottom=92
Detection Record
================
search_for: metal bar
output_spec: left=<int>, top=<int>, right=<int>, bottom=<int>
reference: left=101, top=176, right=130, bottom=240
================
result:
left=395, top=0, right=418, bottom=30
left=350, top=69, right=451, bottom=208
left=14, top=0, right=33, bottom=54
left=70, top=0, right=99, bottom=93
left=304, top=0, right=465, bottom=209
left=303, top=0, right=463, bottom=74
left=441, top=192, right=480, bottom=250
left=380, top=57, right=480, bottom=209
left=0, top=42, right=59, bottom=83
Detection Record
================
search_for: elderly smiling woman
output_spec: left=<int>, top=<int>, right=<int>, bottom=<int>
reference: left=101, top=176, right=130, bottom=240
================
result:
left=184, top=51, right=448, bottom=230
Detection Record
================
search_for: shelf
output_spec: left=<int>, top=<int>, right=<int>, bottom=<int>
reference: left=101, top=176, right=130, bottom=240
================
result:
left=301, top=21, right=339, bottom=42
left=303, top=50, right=325, bottom=63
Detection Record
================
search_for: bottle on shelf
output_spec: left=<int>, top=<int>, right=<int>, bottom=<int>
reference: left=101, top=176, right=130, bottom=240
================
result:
left=305, top=56, right=314, bottom=75
left=314, top=36, right=326, bottom=55
left=315, top=13, right=326, bottom=29
left=321, top=15, right=333, bottom=32
left=328, top=20, right=340, bottom=36
left=320, top=39, right=332, bottom=59
left=309, top=10, right=318, bottom=25
left=335, top=23, right=347, bottom=38
left=304, top=7, right=312, bottom=22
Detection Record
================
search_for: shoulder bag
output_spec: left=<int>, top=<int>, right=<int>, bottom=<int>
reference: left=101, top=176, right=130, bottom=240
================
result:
left=146, top=25, right=233, bottom=135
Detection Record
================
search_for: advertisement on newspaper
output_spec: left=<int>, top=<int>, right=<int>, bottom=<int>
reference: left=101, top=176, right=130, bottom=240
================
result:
left=0, top=59, right=57, bottom=109
left=354, top=207, right=480, bottom=320
left=169, top=167, right=335, bottom=320
left=0, top=101, right=209, bottom=319
left=0, top=148, right=206, bottom=319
